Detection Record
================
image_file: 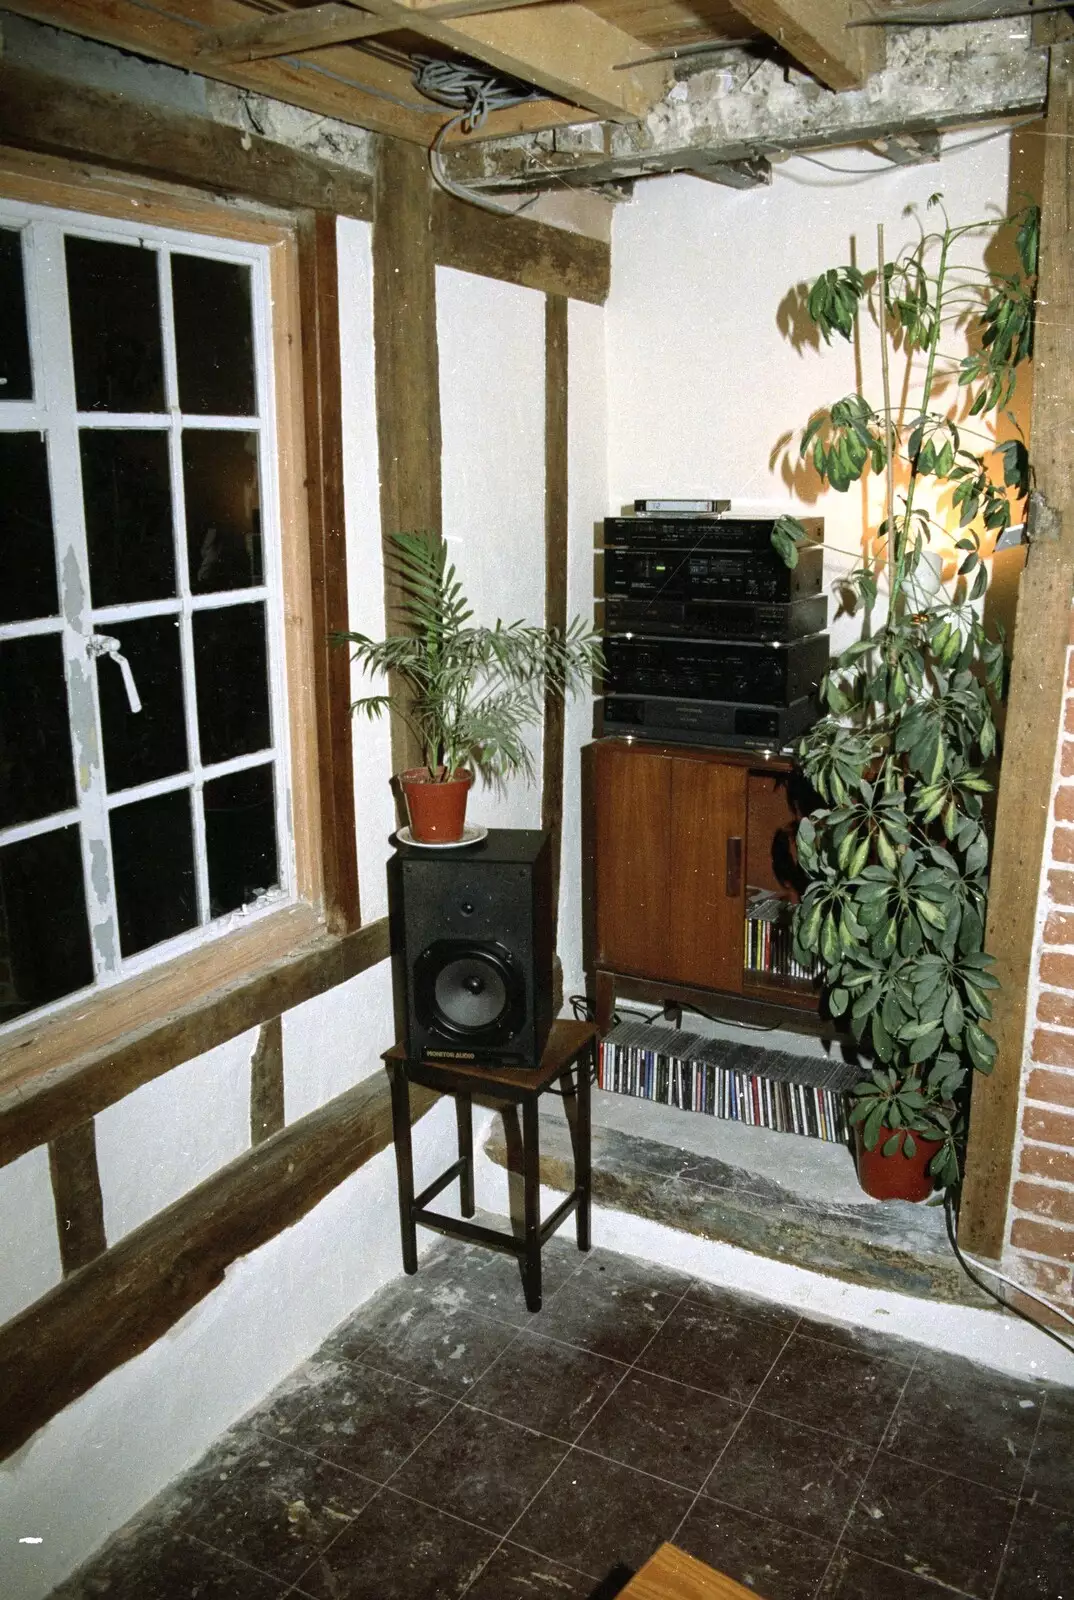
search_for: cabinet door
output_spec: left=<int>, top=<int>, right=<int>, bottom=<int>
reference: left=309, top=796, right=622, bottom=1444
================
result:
left=666, top=757, right=747, bottom=993
left=593, top=743, right=671, bottom=978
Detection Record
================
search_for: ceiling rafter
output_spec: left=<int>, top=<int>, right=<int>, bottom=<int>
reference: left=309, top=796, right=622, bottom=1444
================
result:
left=730, top=1, right=885, bottom=90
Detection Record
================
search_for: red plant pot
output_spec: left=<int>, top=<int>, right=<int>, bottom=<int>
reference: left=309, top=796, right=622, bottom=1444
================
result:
left=399, top=767, right=473, bottom=843
left=855, top=1123, right=944, bottom=1202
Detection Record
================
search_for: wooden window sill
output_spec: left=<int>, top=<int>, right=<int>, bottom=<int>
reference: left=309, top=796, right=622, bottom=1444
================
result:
left=0, top=906, right=390, bottom=1166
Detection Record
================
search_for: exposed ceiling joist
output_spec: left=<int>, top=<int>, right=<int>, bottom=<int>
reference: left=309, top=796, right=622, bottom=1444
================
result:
left=0, top=0, right=608, bottom=144
left=445, top=23, right=1046, bottom=190
left=729, top=1, right=884, bottom=91
left=196, top=3, right=386, bottom=63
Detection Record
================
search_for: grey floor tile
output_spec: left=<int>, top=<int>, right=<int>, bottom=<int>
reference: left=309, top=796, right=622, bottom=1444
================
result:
left=465, top=1328, right=626, bottom=1442
left=575, top=1369, right=743, bottom=1491
left=416, top=1236, right=586, bottom=1329
left=1022, top=1384, right=1074, bottom=1514
left=818, top=1547, right=977, bottom=1598
left=702, top=1408, right=873, bottom=1543
left=754, top=1331, right=911, bottom=1444
left=682, top=1279, right=801, bottom=1334
left=881, top=1348, right=1045, bottom=1493
left=294, top=1488, right=497, bottom=1600
left=461, top=1541, right=597, bottom=1599
left=508, top=1448, right=694, bottom=1579
left=844, top=1451, right=1017, bottom=1598
left=251, top=1358, right=454, bottom=1483
left=995, top=1498, right=1074, bottom=1599
left=329, top=1277, right=519, bottom=1396
left=530, top=1273, right=680, bottom=1365
left=674, top=1496, right=832, bottom=1600
left=51, top=1532, right=290, bottom=1599
left=389, top=1404, right=568, bottom=1533
left=637, top=1300, right=791, bottom=1406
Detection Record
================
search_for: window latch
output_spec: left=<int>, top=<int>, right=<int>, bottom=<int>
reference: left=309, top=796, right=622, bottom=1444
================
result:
left=87, top=633, right=142, bottom=714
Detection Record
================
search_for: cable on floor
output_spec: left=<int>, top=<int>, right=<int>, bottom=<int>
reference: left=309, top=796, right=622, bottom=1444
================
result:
left=944, top=1192, right=1074, bottom=1357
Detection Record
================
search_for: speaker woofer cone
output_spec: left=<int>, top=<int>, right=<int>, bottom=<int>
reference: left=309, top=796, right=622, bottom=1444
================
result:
left=415, top=939, right=525, bottom=1044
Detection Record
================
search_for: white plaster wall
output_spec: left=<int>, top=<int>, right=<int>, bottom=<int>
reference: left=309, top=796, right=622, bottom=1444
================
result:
left=95, top=1034, right=253, bottom=1243
left=437, top=266, right=546, bottom=832
left=560, top=299, right=608, bottom=999
left=282, top=962, right=397, bottom=1118
left=605, top=135, right=1015, bottom=657
left=0, top=1146, right=62, bottom=1324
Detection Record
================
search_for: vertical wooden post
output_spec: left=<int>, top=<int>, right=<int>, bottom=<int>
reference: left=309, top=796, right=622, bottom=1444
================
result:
left=250, top=1016, right=285, bottom=1146
left=48, top=1121, right=106, bottom=1275
left=372, top=137, right=443, bottom=780
left=297, top=210, right=361, bottom=934
left=961, top=45, right=1074, bottom=1257
left=542, top=294, right=570, bottom=947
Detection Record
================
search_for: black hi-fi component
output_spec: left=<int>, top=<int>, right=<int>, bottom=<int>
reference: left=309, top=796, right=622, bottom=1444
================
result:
left=603, top=515, right=824, bottom=552
left=388, top=829, right=553, bottom=1067
left=599, top=695, right=819, bottom=751
left=601, top=543, right=823, bottom=606
left=602, top=595, right=827, bottom=643
left=602, top=633, right=829, bottom=707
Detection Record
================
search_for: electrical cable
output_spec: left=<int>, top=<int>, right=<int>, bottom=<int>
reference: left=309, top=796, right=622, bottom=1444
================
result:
left=412, top=55, right=548, bottom=220
left=780, top=117, right=1041, bottom=184
left=944, top=1192, right=1074, bottom=1357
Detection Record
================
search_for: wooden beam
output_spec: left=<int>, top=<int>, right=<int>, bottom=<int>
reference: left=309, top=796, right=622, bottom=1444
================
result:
left=542, top=294, right=569, bottom=950
left=372, top=138, right=443, bottom=779
left=431, top=189, right=610, bottom=305
left=0, top=62, right=374, bottom=218
left=47, top=1121, right=106, bottom=1275
left=0, top=919, right=389, bottom=1170
left=730, top=1, right=884, bottom=90
left=197, top=3, right=385, bottom=63
left=298, top=211, right=361, bottom=935
left=960, top=43, right=1074, bottom=1258
left=250, top=1016, right=286, bottom=1145
left=0, top=1069, right=439, bottom=1461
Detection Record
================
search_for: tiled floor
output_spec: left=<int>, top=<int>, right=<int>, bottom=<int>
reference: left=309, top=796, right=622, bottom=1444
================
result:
left=53, top=1240, right=1074, bottom=1600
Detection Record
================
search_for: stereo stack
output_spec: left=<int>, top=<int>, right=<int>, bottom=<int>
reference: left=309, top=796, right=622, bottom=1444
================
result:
left=597, top=505, right=829, bottom=752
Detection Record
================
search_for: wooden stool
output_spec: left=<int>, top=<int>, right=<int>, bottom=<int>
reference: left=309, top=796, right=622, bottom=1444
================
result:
left=383, top=1019, right=598, bottom=1312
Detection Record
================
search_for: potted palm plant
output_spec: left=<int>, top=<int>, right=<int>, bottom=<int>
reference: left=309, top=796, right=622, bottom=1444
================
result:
left=771, top=196, right=1038, bottom=1198
left=339, top=532, right=602, bottom=843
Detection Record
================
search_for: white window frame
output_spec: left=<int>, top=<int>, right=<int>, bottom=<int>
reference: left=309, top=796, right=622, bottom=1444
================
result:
left=0, top=197, right=298, bottom=1025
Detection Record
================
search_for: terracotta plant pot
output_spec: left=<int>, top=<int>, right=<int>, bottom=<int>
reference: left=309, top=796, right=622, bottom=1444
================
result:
left=399, top=767, right=473, bottom=843
left=855, top=1122, right=944, bottom=1202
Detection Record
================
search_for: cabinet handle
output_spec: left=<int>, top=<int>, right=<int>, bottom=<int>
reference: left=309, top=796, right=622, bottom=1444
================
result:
left=726, top=836, right=743, bottom=898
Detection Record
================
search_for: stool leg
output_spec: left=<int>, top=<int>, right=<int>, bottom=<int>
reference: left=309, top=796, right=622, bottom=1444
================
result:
left=456, top=1093, right=475, bottom=1218
left=387, top=1064, right=418, bottom=1275
left=521, top=1093, right=542, bottom=1312
left=577, top=1044, right=592, bottom=1253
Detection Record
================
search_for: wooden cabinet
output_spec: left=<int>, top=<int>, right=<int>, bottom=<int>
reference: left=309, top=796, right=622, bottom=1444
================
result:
left=585, top=739, right=818, bottom=1031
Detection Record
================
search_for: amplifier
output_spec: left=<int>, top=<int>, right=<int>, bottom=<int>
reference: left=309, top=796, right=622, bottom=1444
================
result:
left=603, top=544, right=822, bottom=605
left=603, top=516, right=824, bottom=552
left=602, top=633, right=829, bottom=707
left=602, top=594, right=827, bottom=643
left=599, top=695, right=818, bottom=751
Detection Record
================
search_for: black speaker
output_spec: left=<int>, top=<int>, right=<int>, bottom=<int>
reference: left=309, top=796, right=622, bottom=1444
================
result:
left=388, top=828, right=554, bottom=1067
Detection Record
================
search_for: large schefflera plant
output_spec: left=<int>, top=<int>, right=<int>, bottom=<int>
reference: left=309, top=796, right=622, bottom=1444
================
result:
left=772, top=198, right=1038, bottom=1189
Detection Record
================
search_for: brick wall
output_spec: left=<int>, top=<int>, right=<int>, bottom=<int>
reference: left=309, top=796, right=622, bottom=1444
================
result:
left=1004, top=643, right=1074, bottom=1311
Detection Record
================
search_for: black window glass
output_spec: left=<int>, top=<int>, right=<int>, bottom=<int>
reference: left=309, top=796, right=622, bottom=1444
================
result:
left=0, top=432, right=57, bottom=624
left=110, top=789, right=196, bottom=956
left=172, top=255, right=255, bottom=416
left=205, top=762, right=278, bottom=917
left=0, top=228, right=33, bottom=402
left=0, top=634, right=75, bottom=828
left=193, top=603, right=270, bottom=765
left=65, top=236, right=165, bottom=413
left=80, top=430, right=175, bottom=607
left=95, top=616, right=187, bottom=794
left=182, top=430, right=262, bottom=593
left=0, top=826, right=93, bottom=1023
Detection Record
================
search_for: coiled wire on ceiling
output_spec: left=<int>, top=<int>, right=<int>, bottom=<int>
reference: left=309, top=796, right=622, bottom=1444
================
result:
left=412, top=54, right=547, bottom=217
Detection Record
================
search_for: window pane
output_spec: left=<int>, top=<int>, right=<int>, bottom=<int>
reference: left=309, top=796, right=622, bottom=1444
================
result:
left=182, top=430, right=262, bottom=594
left=96, top=616, right=187, bottom=793
left=0, top=635, right=75, bottom=828
left=81, top=430, right=175, bottom=607
left=172, top=255, right=255, bottom=416
left=193, top=603, right=270, bottom=765
left=0, top=432, right=57, bottom=624
left=65, top=236, right=165, bottom=413
left=0, top=228, right=33, bottom=402
left=0, top=826, right=93, bottom=1023
left=110, top=789, right=196, bottom=956
left=205, top=762, right=278, bottom=917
